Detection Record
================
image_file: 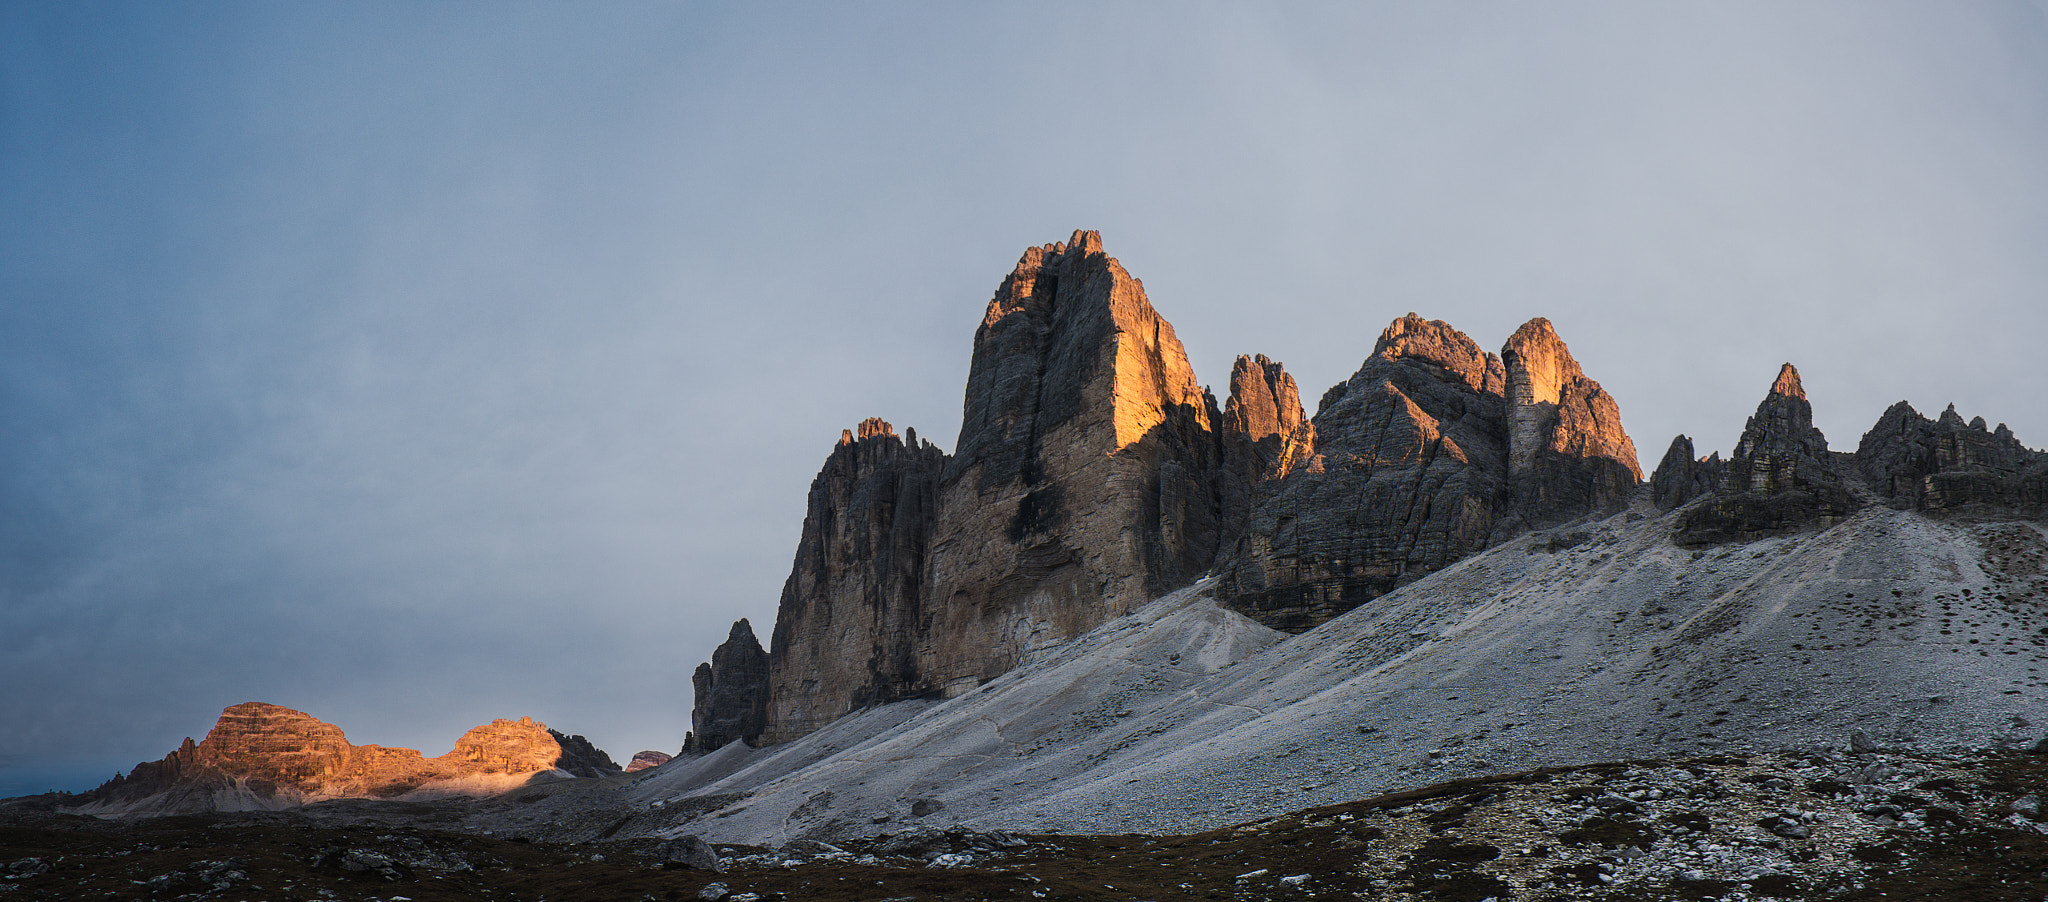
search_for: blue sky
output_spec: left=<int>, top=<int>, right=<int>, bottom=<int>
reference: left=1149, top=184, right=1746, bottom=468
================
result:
left=4, top=2, right=2046, bottom=795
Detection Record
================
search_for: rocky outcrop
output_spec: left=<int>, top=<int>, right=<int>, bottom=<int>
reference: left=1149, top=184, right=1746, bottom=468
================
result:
left=1651, top=364, right=1863, bottom=544
left=1501, top=318, right=1643, bottom=522
left=1856, top=401, right=2048, bottom=516
left=690, top=238, right=1651, bottom=745
left=1216, top=314, right=1513, bottom=631
left=684, top=620, right=771, bottom=753
left=1215, top=315, right=1647, bottom=631
left=918, top=230, right=1225, bottom=692
left=547, top=730, right=622, bottom=777
left=77, top=703, right=603, bottom=814
left=761, top=419, right=947, bottom=744
left=626, top=750, right=672, bottom=772
left=1217, top=354, right=1315, bottom=548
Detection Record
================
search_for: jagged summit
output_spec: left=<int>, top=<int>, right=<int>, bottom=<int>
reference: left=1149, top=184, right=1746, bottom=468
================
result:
left=72, top=703, right=613, bottom=817
left=688, top=618, right=769, bottom=751
left=686, top=230, right=2040, bottom=757
left=922, top=228, right=1223, bottom=693
left=1857, top=399, right=2048, bottom=515
left=1650, top=362, right=1860, bottom=544
left=1217, top=313, right=1642, bottom=631
left=1769, top=361, right=1806, bottom=400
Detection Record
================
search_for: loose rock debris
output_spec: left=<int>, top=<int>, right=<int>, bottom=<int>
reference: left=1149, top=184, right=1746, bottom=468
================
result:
left=3, top=749, right=2043, bottom=901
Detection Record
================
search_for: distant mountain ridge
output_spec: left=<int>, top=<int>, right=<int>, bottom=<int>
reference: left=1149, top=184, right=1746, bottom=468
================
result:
left=73, top=702, right=619, bottom=816
left=686, top=229, right=2042, bottom=754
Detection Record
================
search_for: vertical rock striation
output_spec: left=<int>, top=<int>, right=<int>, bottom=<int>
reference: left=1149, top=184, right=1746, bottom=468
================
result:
left=1217, top=315, right=1646, bottom=631
left=918, top=230, right=1224, bottom=692
left=1501, top=318, right=1643, bottom=523
left=687, top=236, right=1655, bottom=743
left=1856, top=401, right=2048, bottom=515
left=684, top=620, right=770, bottom=753
left=1650, top=364, right=1863, bottom=544
left=1217, top=354, right=1316, bottom=549
left=1216, top=314, right=1513, bottom=631
left=761, top=419, right=947, bottom=743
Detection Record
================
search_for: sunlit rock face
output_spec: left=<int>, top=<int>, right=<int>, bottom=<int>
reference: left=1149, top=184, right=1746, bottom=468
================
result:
left=919, top=230, right=1226, bottom=692
left=684, top=619, right=770, bottom=752
left=761, top=420, right=947, bottom=744
left=1857, top=401, right=2048, bottom=516
left=76, top=703, right=599, bottom=814
left=1652, top=364, right=1864, bottom=545
left=1217, top=354, right=1316, bottom=550
left=1501, top=317, right=1643, bottom=524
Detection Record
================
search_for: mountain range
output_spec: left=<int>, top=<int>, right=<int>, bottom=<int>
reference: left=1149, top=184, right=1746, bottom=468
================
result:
left=44, top=231, right=2048, bottom=849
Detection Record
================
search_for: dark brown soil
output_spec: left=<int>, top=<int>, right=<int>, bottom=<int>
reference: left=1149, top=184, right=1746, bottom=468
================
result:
left=2, top=751, right=2043, bottom=901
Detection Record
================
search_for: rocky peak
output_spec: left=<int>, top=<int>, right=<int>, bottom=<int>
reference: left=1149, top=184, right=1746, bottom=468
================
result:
left=1500, top=317, right=1642, bottom=523
left=920, top=230, right=1223, bottom=690
left=1371, top=312, right=1505, bottom=396
left=1219, top=314, right=1647, bottom=631
left=625, top=750, right=672, bottom=772
left=1856, top=400, right=2048, bottom=515
left=1221, top=354, right=1315, bottom=483
left=685, top=619, right=771, bottom=753
left=1218, top=314, right=1513, bottom=631
left=753, top=419, right=947, bottom=744
left=1650, top=363, right=1861, bottom=544
left=449, top=717, right=560, bottom=774
left=546, top=730, right=621, bottom=778
left=77, top=703, right=608, bottom=815
left=1731, top=364, right=1829, bottom=467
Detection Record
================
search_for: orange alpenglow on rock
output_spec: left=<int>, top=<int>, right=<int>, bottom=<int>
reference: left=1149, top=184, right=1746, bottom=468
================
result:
left=697, top=233, right=1669, bottom=749
left=72, top=702, right=594, bottom=816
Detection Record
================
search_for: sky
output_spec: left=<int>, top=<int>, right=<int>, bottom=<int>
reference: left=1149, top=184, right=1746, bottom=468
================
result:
left=3, top=2, right=2045, bottom=796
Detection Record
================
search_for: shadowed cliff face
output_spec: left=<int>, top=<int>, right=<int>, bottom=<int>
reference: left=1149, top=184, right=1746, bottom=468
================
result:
left=1857, top=401, right=2048, bottom=516
left=686, top=619, right=770, bottom=752
left=1216, top=314, right=1513, bottom=632
left=690, top=238, right=1655, bottom=743
left=1215, top=315, right=1643, bottom=632
left=1651, top=364, right=1864, bottom=545
left=919, top=230, right=1225, bottom=692
left=761, top=420, right=946, bottom=744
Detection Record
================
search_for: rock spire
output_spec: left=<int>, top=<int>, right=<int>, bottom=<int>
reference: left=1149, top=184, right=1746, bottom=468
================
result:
left=761, top=419, right=945, bottom=744
left=1649, top=363, right=1862, bottom=544
left=918, top=230, right=1225, bottom=691
left=685, top=619, right=770, bottom=752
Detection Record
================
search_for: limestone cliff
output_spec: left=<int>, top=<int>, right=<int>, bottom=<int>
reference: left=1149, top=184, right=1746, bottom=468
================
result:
left=918, top=230, right=1225, bottom=691
left=1650, top=364, right=1864, bottom=544
left=77, top=703, right=603, bottom=814
left=761, top=419, right=947, bottom=743
left=1217, top=354, right=1316, bottom=549
left=1216, top=314, right=1513, bottom=631
left=1856, top=401, right=2048, bottom=516
left=1501, top=318, right=1643, bottom=523
left=684, top=619, right=770, bottom=753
